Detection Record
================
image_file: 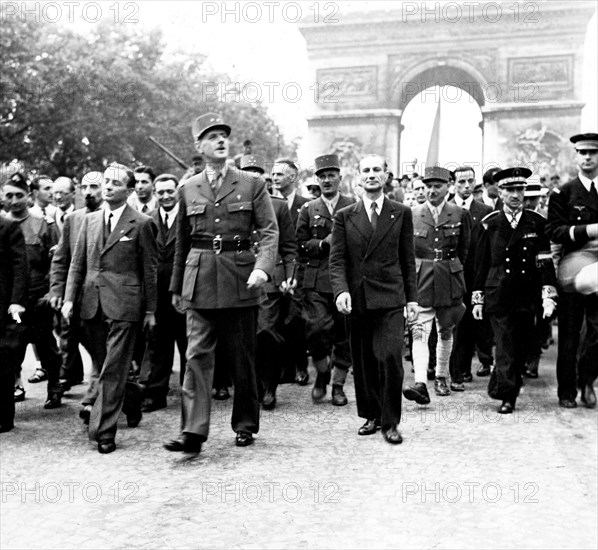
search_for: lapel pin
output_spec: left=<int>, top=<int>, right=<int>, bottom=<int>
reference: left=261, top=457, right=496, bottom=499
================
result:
left=390, top=214, right=395, bottom=219
left=237, top=194, right=241, bottom=200
left=314, top=214, right=321, bottom=219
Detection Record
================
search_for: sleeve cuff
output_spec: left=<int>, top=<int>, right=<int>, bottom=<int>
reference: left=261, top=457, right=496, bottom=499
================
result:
left=472, top=291, right=484, bottom=305
left=542, top=285, right=558, bottom=300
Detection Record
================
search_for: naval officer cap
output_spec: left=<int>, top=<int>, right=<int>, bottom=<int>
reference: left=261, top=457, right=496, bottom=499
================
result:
left=493, top=167, right=532, bottom=188
left=570, top=133, right=598, bottom=151
left=192, top=113, right=231, bottom=141
left=240, top=154, right=266, bottom=175
left=314, top=154, right=341, bottom=176
left=422, top=165, right=451, bottom=184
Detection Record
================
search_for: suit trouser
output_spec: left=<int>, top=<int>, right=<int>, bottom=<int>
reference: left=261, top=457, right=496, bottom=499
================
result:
left=0, top=326, right=15, bottom=429
left=257, top=292, right=286, bottom=397
left=556, top=291, right=598, bottom=400
left=488, top=311, right=534, bottom=405
left=82, top=310, right=140, bottom=442
left=280, top=291, right=308, bottom=382
left=140, top=300, right=187, bottom=398
left=183, top=307, right=259, bottom=440
left=348, top=308, right=404, bottom=428
left=58, top=313, right=84, bottom=383
left=450, top=301, right=494, bottom=382
left=302, top=290, right=351, bottom=385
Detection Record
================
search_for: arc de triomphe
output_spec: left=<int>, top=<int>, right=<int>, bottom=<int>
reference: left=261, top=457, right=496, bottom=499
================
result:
left=299, top=0, right=596, bottom=179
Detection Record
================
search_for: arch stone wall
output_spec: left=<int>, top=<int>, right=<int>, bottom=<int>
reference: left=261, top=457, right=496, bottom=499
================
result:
left=299, top=0, right=595, bottom=177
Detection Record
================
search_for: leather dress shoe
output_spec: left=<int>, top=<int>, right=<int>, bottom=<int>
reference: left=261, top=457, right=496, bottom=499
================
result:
left=403, top=382, right=431, bottom=405
left=477, top=364, right=492, bottom=377
left=213, top=387, right=230, bottom=400
left=525, top=357, right=540, bottom=379
left=382, top=425, right=403, bottom=444
left=59, top=378, right=84, bottom=392
left=581, top=384, right=597, bottom=409
left=43, top=393, right=62, bottom=409
left=127, top=411, right=142, bottom=428
left=262, top=391, right=277, bottom=410
left=79, top=405, right=92, bottom=425
left=331, top=384, right=348, bottom=406
left=98, top=440, right=116, bottom=454
left=163, top=433, right=203, bottom=453
left=141, top=397, right=167, bottom=413
left=295, top=370, right=309, bottom=386
left=14, top=385, right=25, bottom=403
left=311, top=372, right=330, bottom=402
left=358, top=419, right=380, bottom=436
left=462, top=372, right=473, bottom=383
left=559, top=398, right=577, bottom=409
left=450, top=381, right=465, bottom=392
left=434, top=377, right=451, bottom=396
left=498, top=401, right=514, bottom=414
left=28, top=368, right=47, bottom=383
left=235, top=431, right=254, bottom=447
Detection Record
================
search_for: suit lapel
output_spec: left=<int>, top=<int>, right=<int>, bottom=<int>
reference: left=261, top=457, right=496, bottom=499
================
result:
left=347, top=201, right=373, bottom=245
left=578, top=178, right=598, bottom=212
left=314, top=198, right=332, bottom=221
left=365, top=198, right=400, bottom=257
left=417, top=204, right=436, bottom=229
left=102, top=206, right=135, bottom=254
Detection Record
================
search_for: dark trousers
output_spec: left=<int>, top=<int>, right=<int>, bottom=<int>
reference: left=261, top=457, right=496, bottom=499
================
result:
left=256, top=292, right=286, bottom=397
left=0, top=327, right=15, bottom=429
left=183, top=307, right=259, bottom=440
left=450, top=303, right=494, bottom=382
left=3, top=301, right=61, bottom=395
left=280, top=292, right=308, bottom=382
left=58, top=313, right=84, bottom=383
left=82, top=310, right=140, bottom=442
left=302, top=290, right=351, bottom=370
left=348, top=308, right=404, bottom=428
left=557, top=292, right=598, bottom=400
left=140, top=302, right=187, bottom=399
left=488, top=311, right=534, bottom=405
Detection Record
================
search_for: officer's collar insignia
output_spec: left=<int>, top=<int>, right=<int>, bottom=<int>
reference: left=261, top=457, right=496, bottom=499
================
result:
left=314, top=214, right=321, bottom=219
left=523, top=232, right=538, bottom=238
left=573, top=205, right=586, bottom=210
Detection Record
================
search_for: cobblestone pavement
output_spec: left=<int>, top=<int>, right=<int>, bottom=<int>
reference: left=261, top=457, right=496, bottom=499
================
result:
left=1, top=340, right=597, bottom=549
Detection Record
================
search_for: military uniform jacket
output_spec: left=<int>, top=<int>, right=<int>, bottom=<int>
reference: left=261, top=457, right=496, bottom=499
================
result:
left=65, top=205, right=158, bottom=322
left=412, top=202, right=471, bottom=307
left=329, top=197, right=417, bottom=313
left=170, top=167, right=278, bottom=309
left=0, top=217, right=28, bottom=329
left=296, top=194, right=355, bottom=293
left=546, top=176, right=598, bottom=256
left=474, top=209, right=556, bottom=313
left=264, top=196, right=297, bottom=292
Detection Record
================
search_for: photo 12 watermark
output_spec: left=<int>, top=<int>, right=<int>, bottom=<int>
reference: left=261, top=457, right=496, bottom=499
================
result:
left=0, top=2, right=140, bottom=23
left=198, top=1, right=340, bottom=24
left=200, top=481, right=340, bottom=503
left=399, top=481, right=540, bottom=503
left=400, top=2, right=540, bottom=24
left=1, top=481, right=140, bottom=504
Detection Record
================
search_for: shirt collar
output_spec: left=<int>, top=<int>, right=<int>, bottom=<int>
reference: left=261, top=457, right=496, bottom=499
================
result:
left=104, top=202, right=127, bottom=227
left=322, top=193, right=340, bottom=212
left=160, top=203, right=179, bottom=224
left=454, top=195, right=473, bottom=209
left=362, top=193, right=384, bottom=212
left=578, top=171, right=596, bottom=191
left=206, top=163, right=227, bottom=184
left=426, top=197, right=447, bottom=214
left=503, top=205, right=523, bottom=219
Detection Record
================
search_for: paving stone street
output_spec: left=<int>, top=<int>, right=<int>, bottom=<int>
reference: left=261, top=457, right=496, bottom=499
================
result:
left=1, top=341, right=597, bottom=549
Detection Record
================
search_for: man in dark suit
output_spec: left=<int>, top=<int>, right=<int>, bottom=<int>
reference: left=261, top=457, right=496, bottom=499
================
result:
left=0, top=215, right=28, bottom=432
left=449, top=166, right=494, bottom=387
left=330, top=154, right=418, bottom=444
left=164, top=113, right=277, bottom=454
left=139, top=174, right=187, bottom=412
left=473, top=167, right=557, bottom=413
left=296, top=154, right=354, bottom=405
left=50, top=171, right=105, bottom=391
left=62, top=163, right=158, bottom=454
left=546, top=133, right=598, bottom=409
left=403, top=166, right=471, bottom=404
left=481, top=167, right=503, bottom=211
left=271, top=158, right=310, bottom=384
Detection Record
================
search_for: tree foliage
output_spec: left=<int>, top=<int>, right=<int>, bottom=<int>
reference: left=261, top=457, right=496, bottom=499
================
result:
left=0, top=16, right=290, bottom=179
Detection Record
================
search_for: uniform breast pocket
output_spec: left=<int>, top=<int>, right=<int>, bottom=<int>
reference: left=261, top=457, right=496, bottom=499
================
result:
left=186, top=204, right=207, bottom=233
left=227, top=202, right=253, bottom=231
left=569, top=207, right=591, bottom=223
left=443, top=225, right=461, bottom=242
left=414, top=229, right=428, bottom=239
left=311, top=218, right=328, bottom=238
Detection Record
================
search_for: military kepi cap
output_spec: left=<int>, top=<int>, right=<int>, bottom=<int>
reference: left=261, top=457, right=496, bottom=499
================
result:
left=192, top=113, right=231, bottom=141
left=422, top=166, right=451, bottom=184
left=314, top=154, right=341, bottom=176
left=493, top=167, right=532, bottom=188
left=240, top=154, right=265, bottom=174
left=570, top=133, right=598, bottom=150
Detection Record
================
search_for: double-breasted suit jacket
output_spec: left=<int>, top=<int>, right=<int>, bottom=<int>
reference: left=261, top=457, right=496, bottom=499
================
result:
left=474, top=209, right=556, bottom=313
left=329, top=198, right=417, bottom=312
left=412, top=202, right=471, bottom=308
left=0, top=217, right=28, bottom=330
left=65, top=205, right=158, bottom=322
left=297, top=194, right=355, bottom=293
left=170, top=168, right=278, bottom=309
left=265, top=195, right=297, bottom=292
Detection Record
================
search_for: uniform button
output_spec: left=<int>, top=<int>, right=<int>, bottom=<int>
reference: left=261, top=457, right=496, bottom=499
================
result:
left=522, top=270, right=526, bottom=274
left=523, top=247, right=527, bottom=251
left=506, top=258, right=510, bottom=262
left=522, top=259, right=526, bottom=262
left=506, top=269, right=510, bottom=273
left=578, top=217, right=581, bottom=220
left=215, top=218, right=220, bottom=223
left=435, top=238, right=439, bottom=242
left=215, top=203, right=220, bottom=207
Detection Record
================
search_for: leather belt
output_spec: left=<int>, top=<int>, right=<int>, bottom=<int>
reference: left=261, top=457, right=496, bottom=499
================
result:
left=421, top=249, right=458, bottom=261
left=191, top=235, right=251, bottom=254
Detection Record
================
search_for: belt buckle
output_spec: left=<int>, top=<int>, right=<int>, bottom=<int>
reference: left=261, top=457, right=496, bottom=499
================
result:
left=213, top=235, right=222, bottom=254
left=434, top=249, right=442, bottom=261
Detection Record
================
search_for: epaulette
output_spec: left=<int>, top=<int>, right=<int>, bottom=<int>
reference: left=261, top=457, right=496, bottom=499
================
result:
left=481, top=210, right=499, bottom=229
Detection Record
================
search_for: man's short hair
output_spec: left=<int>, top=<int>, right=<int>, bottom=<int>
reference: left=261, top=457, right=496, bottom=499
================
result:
left=154, top=173, right=179, bottom=187
left=134, top=165, right=156, bottom=182
left=454, top=166, right=475, bottom=178
left=106, top=162, right=135, bottom=189
left=54, top=176, right=75, bottom=192
left=243, top=139, right=252, bottom=147
left=30, top=175, right=53, bottom=191
left=359, top=154, right=386, bottom=169
left=273, top=158, right=298, bottom=172
left=483, top=167, right=501, bottom=186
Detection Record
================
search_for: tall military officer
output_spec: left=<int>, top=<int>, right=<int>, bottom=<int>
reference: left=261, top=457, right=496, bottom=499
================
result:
left=473, top=168, right=557, bottom=413
left=165, top=113, right=278, bottom=454
left=296, top=154, right=354, bottom=405
left=546, top=133, right=598, bottom=408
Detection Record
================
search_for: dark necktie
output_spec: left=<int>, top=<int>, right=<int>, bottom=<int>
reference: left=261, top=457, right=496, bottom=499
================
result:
left=211, top=173, right=222, bottom=195
left=60, top=212, right=66, bottom=224
left=104, top=213, right=113, bottom=244
left=141, top=204, right=149, bottom=214
left=161, top=213, right=169, bottom=239
left=370, top=202, right=379, bottom=231
left=590, top=181, right=597, bottom=201
left=41, top=206, right=47, bottom=217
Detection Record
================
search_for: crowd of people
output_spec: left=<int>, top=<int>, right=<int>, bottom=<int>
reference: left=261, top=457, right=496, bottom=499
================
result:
left=1, top=116, right=596, bottom=455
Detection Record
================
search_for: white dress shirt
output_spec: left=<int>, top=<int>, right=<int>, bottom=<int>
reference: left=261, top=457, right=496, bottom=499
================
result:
left=362, top=194, right=384, bottom=223
left=322, top=193, right=340, bottom=215
left=159, top=203, right=179, bottom=229
left=104, top=202, right=127, bottom=232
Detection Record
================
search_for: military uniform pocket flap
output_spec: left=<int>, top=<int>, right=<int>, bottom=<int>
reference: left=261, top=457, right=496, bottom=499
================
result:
left=414, top=228, right=428, bottom=238
left=187, top=204, right=206, bottom=216
left=227, top=202, right=252, bottom=213
left=449, top=258, right=463, bottom=273
left=443, top=224, right=461, bottom=237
